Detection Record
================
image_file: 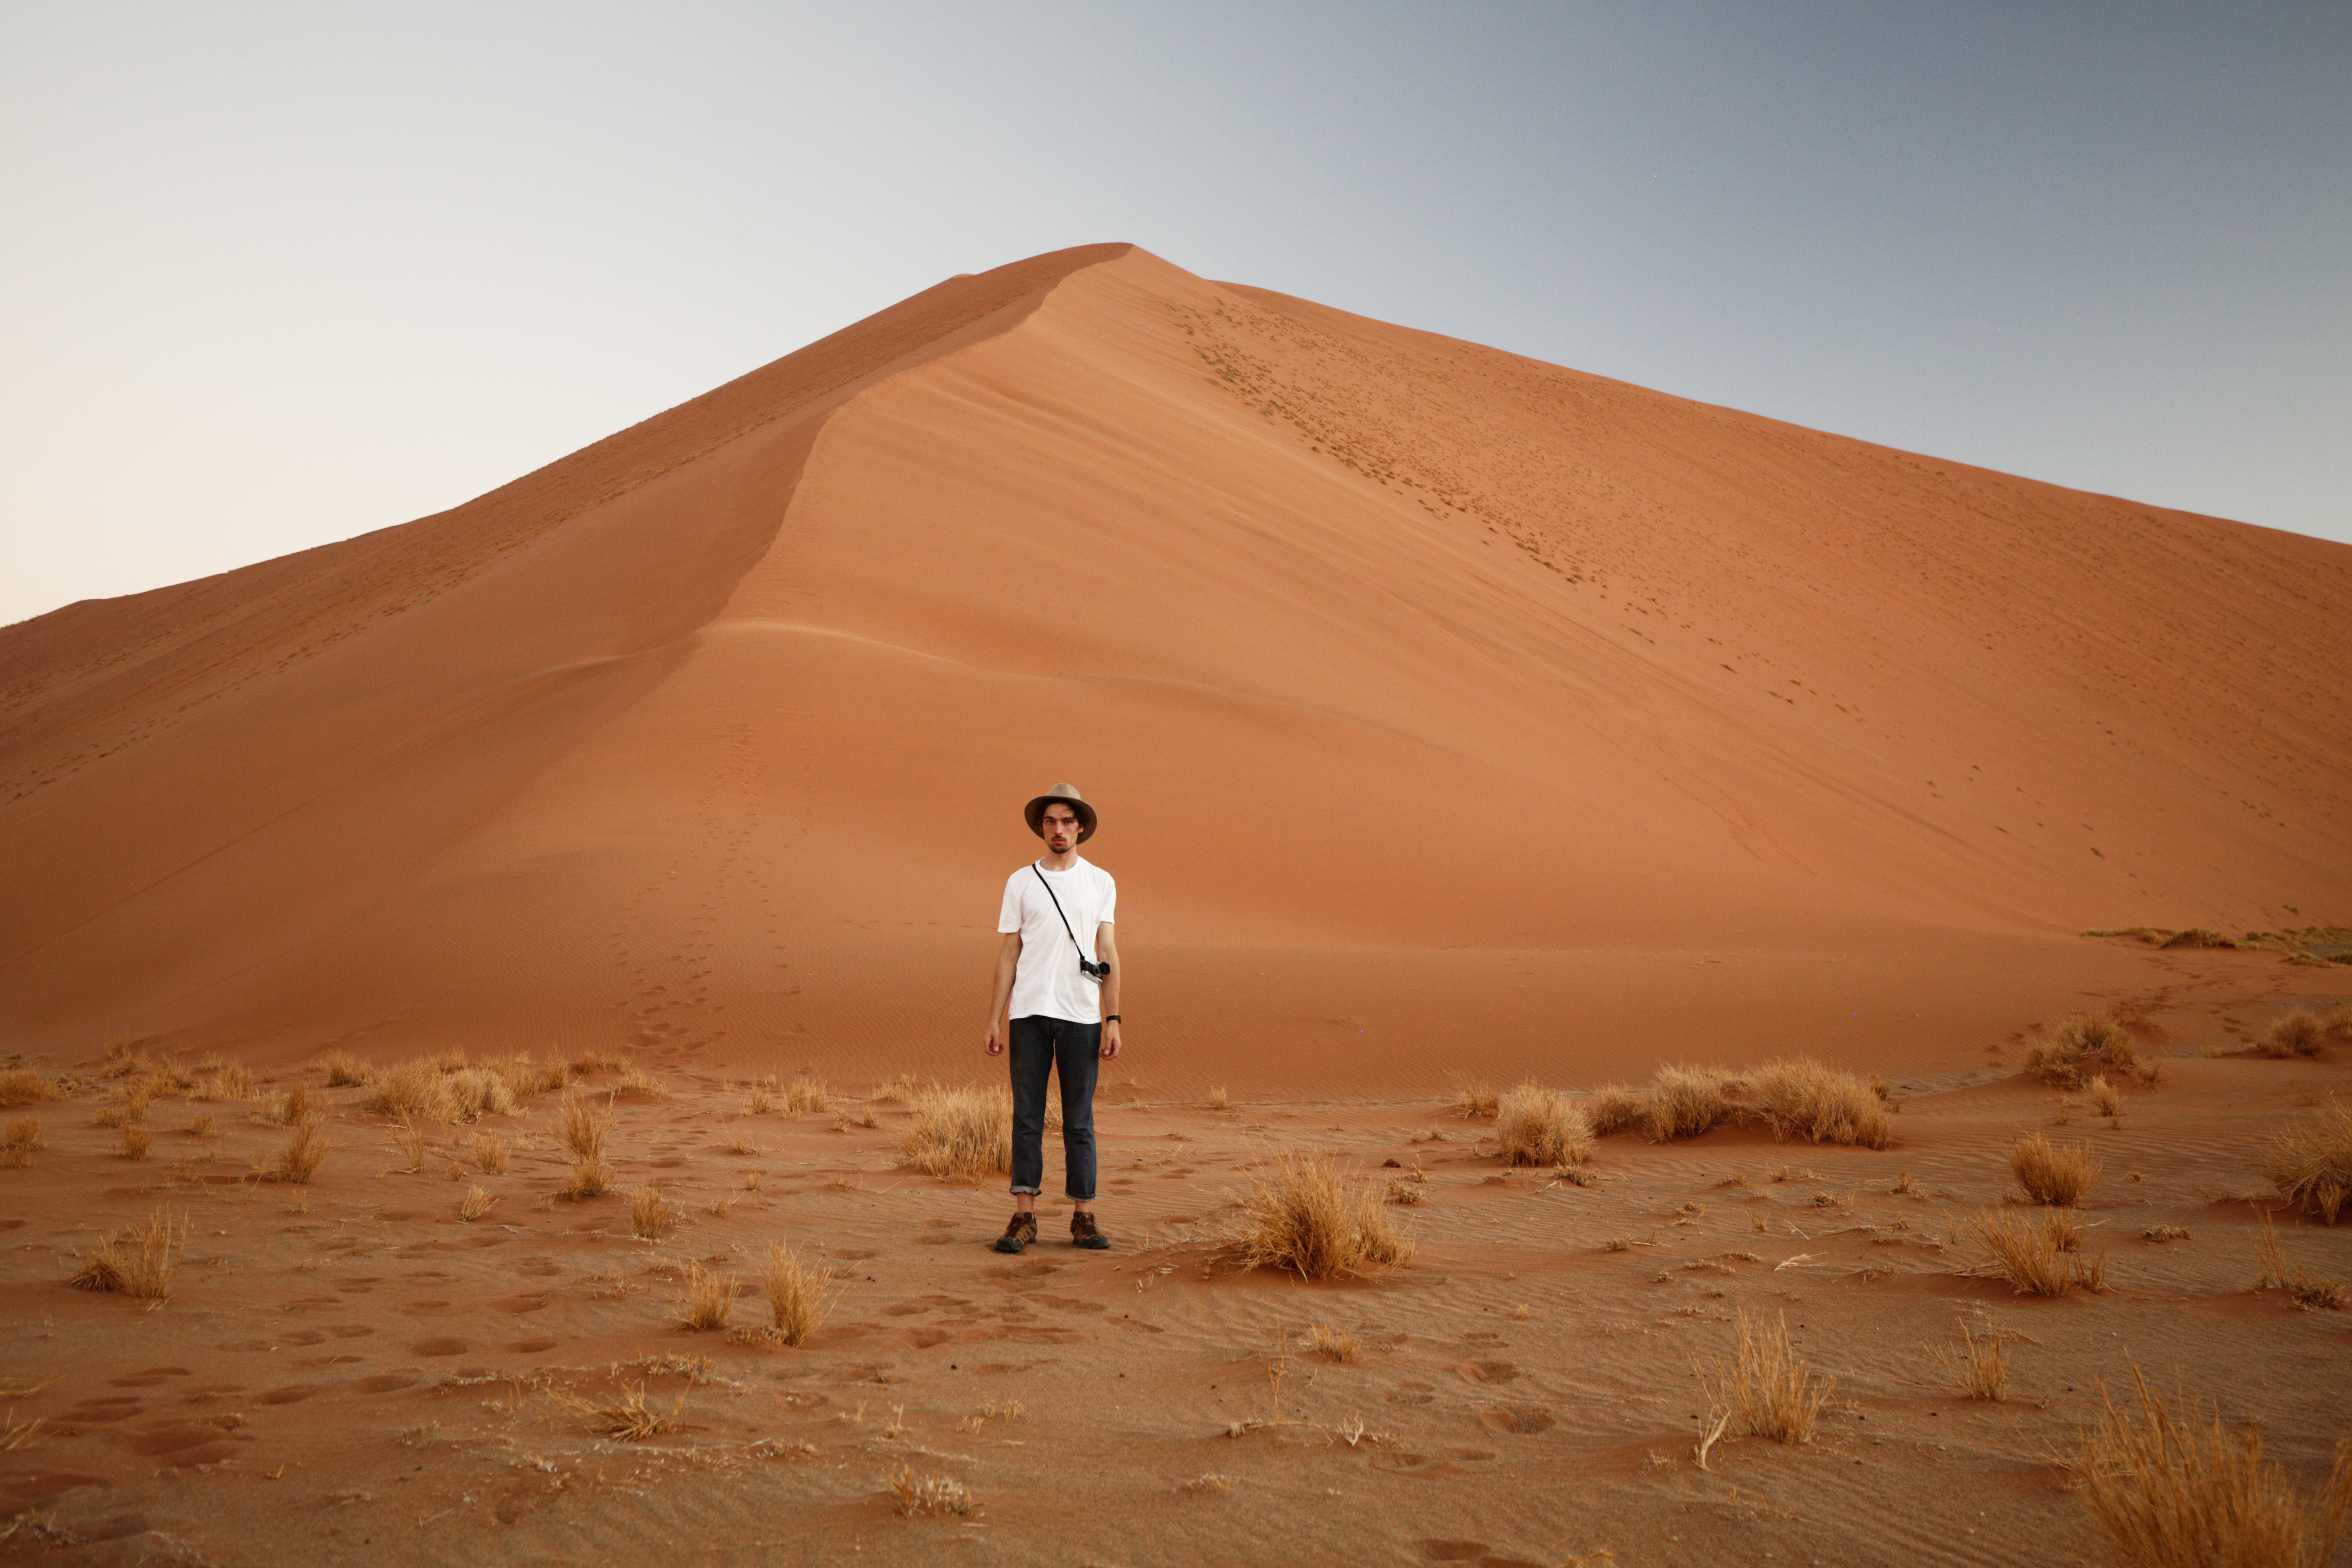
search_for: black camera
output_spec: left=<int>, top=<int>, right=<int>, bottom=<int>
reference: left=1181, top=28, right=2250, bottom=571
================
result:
left=1079, top=957, right=1110, bottom=983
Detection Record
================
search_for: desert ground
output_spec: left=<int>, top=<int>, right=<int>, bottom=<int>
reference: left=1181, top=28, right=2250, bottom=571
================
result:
left=2, top=940, right=2348, bottom=1567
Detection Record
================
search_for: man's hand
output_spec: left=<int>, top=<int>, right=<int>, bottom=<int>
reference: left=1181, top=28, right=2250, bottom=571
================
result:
left=984, top=1022, right=1004, bottom=1057
left=1100, top=1020, right=1122, bottom=1060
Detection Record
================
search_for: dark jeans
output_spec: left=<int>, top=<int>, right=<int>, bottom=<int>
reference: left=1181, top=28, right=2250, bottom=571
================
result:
left=1007, top=1014, right=1100, bottom=1200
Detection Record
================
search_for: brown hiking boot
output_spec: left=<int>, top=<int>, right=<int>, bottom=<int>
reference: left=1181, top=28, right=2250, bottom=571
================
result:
left=992, top=1211, right=1037, bottom=1254
left=1070, top=1210, right=1111, bottom=1250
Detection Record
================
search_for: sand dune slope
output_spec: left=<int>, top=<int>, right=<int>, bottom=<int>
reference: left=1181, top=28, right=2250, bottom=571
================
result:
left=3, top=244, right=2346, bottom=1089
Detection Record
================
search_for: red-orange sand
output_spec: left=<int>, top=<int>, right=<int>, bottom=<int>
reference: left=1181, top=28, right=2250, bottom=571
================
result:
left=2, top=245, right=2349, bottom=1564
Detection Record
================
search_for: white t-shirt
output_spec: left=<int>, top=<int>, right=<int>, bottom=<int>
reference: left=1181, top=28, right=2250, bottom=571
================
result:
left=997, top=857, right=1117, bottom=1025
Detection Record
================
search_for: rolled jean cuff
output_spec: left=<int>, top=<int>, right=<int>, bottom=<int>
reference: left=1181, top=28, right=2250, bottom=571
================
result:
left=1008, top=1184, right=1041, bottom=1196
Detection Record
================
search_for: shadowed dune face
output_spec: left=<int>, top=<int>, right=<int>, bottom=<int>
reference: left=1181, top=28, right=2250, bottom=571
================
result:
left=1, top=244, right=2346, bottom=1089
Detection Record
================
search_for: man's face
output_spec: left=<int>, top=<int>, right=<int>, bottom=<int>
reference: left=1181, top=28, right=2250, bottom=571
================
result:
left=1040, top=805, right=1080, bottom=853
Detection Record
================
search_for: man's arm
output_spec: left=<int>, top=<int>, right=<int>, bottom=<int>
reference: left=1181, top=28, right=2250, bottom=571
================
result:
left=983, top=931, right=1021, bottom=1056
left=1095, top=922, right=1122, bottom=1059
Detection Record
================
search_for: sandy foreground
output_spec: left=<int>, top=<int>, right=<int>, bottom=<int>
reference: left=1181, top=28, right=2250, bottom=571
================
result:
left=3, top=949, right=2346, bottom=1568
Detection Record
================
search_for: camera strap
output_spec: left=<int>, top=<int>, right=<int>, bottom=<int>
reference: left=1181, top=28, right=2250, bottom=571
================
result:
left=1031, top=864, right=1107, bottom=982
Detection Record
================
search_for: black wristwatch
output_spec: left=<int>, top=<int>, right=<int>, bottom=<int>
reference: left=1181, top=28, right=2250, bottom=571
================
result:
left=1104, top=1014, right=1121, bottom=1023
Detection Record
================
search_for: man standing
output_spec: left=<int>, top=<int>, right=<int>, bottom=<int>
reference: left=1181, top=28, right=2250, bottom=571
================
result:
left=983, top=783, right=1121, bottom=1253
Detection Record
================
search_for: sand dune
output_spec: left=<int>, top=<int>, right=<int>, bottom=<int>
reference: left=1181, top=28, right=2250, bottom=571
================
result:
left=2, top=243, right=2347, bottom=1089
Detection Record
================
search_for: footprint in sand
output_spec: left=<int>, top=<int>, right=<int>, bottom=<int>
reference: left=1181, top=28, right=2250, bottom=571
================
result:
left=107, top=1367, right=191, bottom=1388
left=1476, top=1406, right=1555, bottom=1434
left=411, top=1337, right=471, bottom=1357
left=507, top=1338, right=559, bottom=1354
left=254, top=1385, right=325, bottom=1405
left=355, top=1371, right=422, bottom=1393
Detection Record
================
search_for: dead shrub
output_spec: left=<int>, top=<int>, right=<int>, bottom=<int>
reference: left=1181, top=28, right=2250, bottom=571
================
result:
left=873, top=1074, right=915, bottom=1105
left=900, top=1084, right=1011, bottom=1180
left=676, top=1261, right=737, bottom=1330
left=470, top=1131, right=509, bottom=1174
left=757, top=1239, right=834, bottom=1346
left=2078, top=1368, right=2352, bottom=1568
left=487, top=1053, right=567, bottom=1100
left=742, top=1081, right=777, bottom=1115
left=443, top=1066, right=517, bottom=1118
left=572, top=1048, right=626, bottom=1076
left=0, top=1069, right=62, bottom=1108
left=1646, top=1065, right=1735, bottom=1143
left=783, top=1076, right=829, bottom=1114
left=1748, top=1059, right=1891, bottom=1148
left=1207, top=1085, right=1229, bottom=1111
left=560, top=1383, right=679, bottom=1440
left=1973, top=1208, right=2103, bottom=1296
left=887, top=1464, right=971, bottom=1516
left=629, top=1186, right=672, bottom=1240
left=615, top=1064, right=669, bottom=1100
left=1386, top=1177, right=1423, bottom=1205
left=1584, top=1085, right=1646, bottom=1136
left=272, top=1123, right=327, bottom=1184
left=1236, top=1151, right=1412, bottom=1279
left=69, top=1208, right=183, bottom=1300
left=1699, top=1309, right=1832, bottom=1444
left=1495, top=1082, right=1592, bottom=1167
left=460, top=1185, right=497, bottom=1222
left=2266, top=1097, right=2352, bottom=1223
left=1454, top=1083, right=1499, bottom=1119
left=1, top=1114, right=43, bottom=1168
left=564, top=1156, right=611, bottom=1200
left=119, top=1125, right=151, bottom=1160
left=557, top=1092, right=611, bottom=1162
left=2261, top=1011, right=2328, bottom=1060
left=2025, top=1014, right=2138, bottom=1088
left=2012, top=1132, right=2100, bottom=1206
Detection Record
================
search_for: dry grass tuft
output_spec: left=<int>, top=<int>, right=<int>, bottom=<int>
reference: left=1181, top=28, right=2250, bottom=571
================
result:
left=1700, top=1309, right=1832, bottom=1444
left=69, top=1208, right=183, bottom=1300
left=0, top=1069, right=62, bottom=1108
left=272, top=1123, right=327, bottom=1183
left=1307, top=1324, right=1361, bottom=1363
left=571, top=1049, right=626, bottom=1076
left=1646, top=1065, right=1735, bottom=1143
left=2012, top=1132, right=2100, bottom=1206
left=1454, top=1083, right=1499, bottom=1119
left=900, top=1083, right=1012, bottom=1179
left=2078, top=1368, right=2352, bottom=1568
left=1386, top=1177, right=1424, bottom=1205
left=757, top=1239, right=834, bottom=1346
left=194, top=1059, right=256, bottom=1102
left=561, top=1383, right=680, bottom=1440
left=1494, top=1082, right=1592, bottom=1167
left=2025, top=1013, right=2138, bottom=1088
left=1207, top=1085, right=1229, bottom=1111
left=316, top=1049, right=371, bottom=1087
left=1972, top=1208, right=2105, bottom=1295
left=887, top=1464, right=972, bottom=1516
left=2266, top=1097, right=2352, bottom=1223
left=366, top=1060, right=450, bottom=1121
left=1236, top=1152, right=1413, bottom=1280
left=628, top=1186, right=672, bottom=1240
left=1748, top=1059, right=1892, bottom=1148
left=1936, top=1322, right=2010, bottom=1401
left=783, top=1076, right=830, bottom=1114
left=1584, top=1085, right=1646, bottom=1136
left=2261, top=1010, right=2329, bottom=1060
left=460, top=1185, right=497, bottom=1222
left=676, top=1261, right=737, bottom=1330
left=742, top=1080, right=777, bottom=1114
left=2254, top=1210, right=2348, bottom=1311
left=119, top=1125, right=152, bottom=1161
left=2087, top=1075, right=2126, bottom=1121
left=557, top=1092, right=611, bottom=1160
left=390, top=1116, right=431, bottom=1172
left=0, top=1107, right=52, bottom=1172
left=470, top=1131, right=508, bottom=1174
left=2, top=1114, right=45, bottom=1168
left=873, top=1073, right=916, bottom=1105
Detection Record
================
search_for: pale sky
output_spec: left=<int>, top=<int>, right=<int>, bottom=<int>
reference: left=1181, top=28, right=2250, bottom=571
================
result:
left=3, top=2, right=2346, bottom=629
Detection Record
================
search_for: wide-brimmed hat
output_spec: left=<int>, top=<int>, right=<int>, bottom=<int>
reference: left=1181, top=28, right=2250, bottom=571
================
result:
left=1024, top=783, right=1097, bottom=843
